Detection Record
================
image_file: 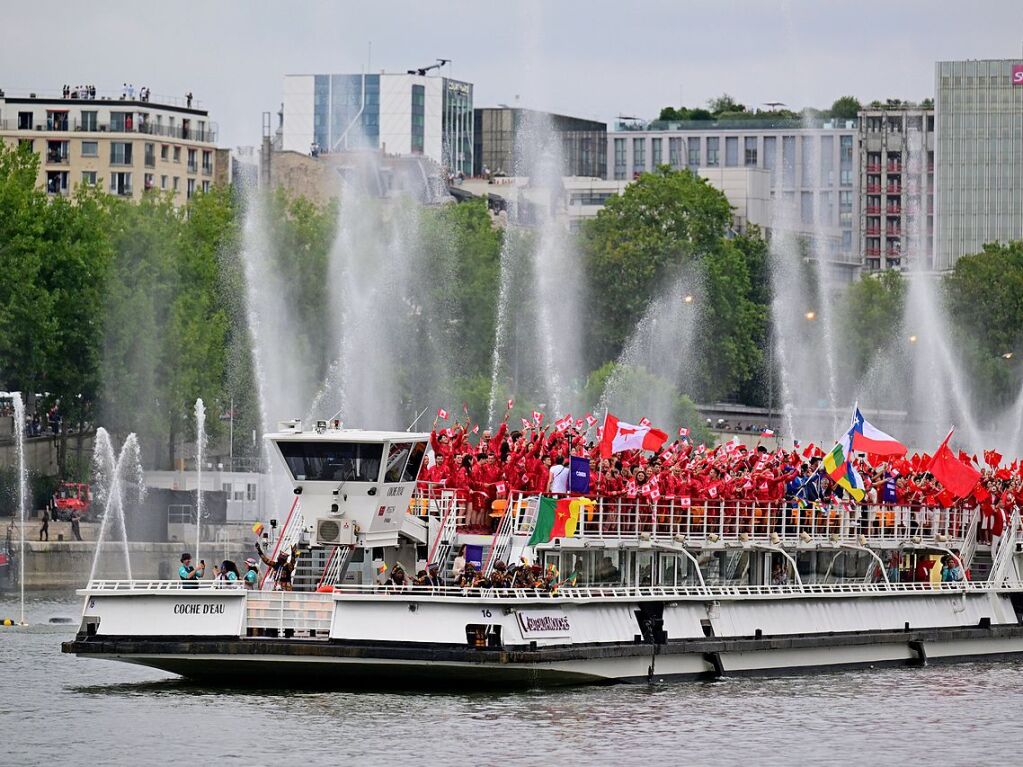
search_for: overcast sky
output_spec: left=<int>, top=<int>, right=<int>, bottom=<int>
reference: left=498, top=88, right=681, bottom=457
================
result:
left=2, top=0, right=1021, bottom=147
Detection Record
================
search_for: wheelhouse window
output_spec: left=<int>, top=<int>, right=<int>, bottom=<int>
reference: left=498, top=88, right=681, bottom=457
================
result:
left=383, top=441, right=428, bottom=483
left=277, top=441, right=383, bottom=482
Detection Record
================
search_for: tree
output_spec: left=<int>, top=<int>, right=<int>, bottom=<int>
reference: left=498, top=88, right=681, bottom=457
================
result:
left=707, top=93, right=747, bottom=115
left=581, top=167, right=766, bottom=402
left=842, top=269, right=905, bottom=374
left=829, top=96, right=862, bottom=120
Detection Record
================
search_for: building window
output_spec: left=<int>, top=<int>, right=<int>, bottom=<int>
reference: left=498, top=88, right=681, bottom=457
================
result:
left=820, top=191, right=833, bottom=225
left=161, top=144, right=169, bottom=161
left=632, top=138, right=645, bottom=173
left=820, top=135, right=834, bottom=186
left=651, top=138, right=662, bottom=167
left=144, top=143, right=155, bottom=168
left=81, top=171, right=97, bottom=186
left=246, top=483, right=257, bottom=501
left=687, top=140, right=700, bottom=169
left=173, top=146, right=181, bottom=163
left=744, top=136, right=757, bottom=166
left=707, top=137, right=720, bottom=166
left=160, top=175, right=167, bottom=189
left=18, top=139, right=33, bottom=151
left=410, top=84, right=425, bottom=155
left=202, top=180, right=210, bottom=193
left=801, top=191, right=813, bottom=224
left=800, top=136, right=814, bottom=186
left=202, top=150, right=213, bottom=174
left=110, top=142, right=133, bottom=165
left=172, top=177, right=180, bottom=191
left=110, top=111, right=134, bottom=132
left=763, top=136, right=777, bottom=171
left=668, top=137, right=683, bottom=168
left=79, top=111, right=98, bottom=131
left=187, top=149, right=197, bottom=173
left=46, top=171, right=69, bottom=194
left=187, top=178, right=196, bottom=199
left=782, top=136, right=796, bottom=186
left=47, top=110, right=69, bottom=131
left=81, top=140, right=98, bottom=158
left=46, top=140, right=70, bottom=163
left=725, top=136, right=738, bottom=166
left=18, top=112, right=33, bottom=130
left=110, top=172, right=132, bottom=196
left=613, top=138, right=626, bottom=179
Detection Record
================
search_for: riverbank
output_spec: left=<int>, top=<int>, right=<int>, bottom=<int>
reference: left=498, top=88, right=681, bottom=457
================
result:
left=1, top=519, right=250, bottom=589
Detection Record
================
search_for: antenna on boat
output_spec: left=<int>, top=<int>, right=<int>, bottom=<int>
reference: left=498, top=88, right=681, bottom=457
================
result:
left=406, top=406, right=430, bottom=432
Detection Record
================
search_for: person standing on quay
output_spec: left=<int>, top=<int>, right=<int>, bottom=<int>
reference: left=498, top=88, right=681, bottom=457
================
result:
left=70, top=510, right=82, bottom=542
left=39, top=507, right=49, bottom=542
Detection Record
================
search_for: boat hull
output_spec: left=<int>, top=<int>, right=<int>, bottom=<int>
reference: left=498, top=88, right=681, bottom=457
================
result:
left=63, top=623, right=1023, bottom=688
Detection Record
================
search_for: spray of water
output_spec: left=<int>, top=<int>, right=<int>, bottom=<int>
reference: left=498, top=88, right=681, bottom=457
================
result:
left=10, top=393, right=27, bottom=625
left=88, top=428, right=145, bottom=583
left=600, top=271, right=704, bottom=426
left=194, top=398, right=206, bottom=563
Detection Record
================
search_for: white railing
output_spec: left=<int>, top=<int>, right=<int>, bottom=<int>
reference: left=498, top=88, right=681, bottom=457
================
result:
left=989, top=510, right=1022, bottom=586
left=484, top=495, right=539, bottom=575
left=958, top=508, right=980, bottom=570
left=564, top=497, right=973, bottom=547
left=84, top=579, right=249, bottom=591
left=259, top=495, right=303, bottom=590
left=245, top=590, right=334, bottom=636
left=422, top=489, right=464, bottom=572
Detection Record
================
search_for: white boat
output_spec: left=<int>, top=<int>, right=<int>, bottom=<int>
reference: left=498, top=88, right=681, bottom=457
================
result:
left=63, top=420, right=1023, bottom=687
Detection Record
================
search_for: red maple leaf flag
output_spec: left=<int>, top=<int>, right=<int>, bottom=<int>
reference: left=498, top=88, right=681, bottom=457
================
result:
left=679, top=427, right=690, bottom=437
left=555, top=416, right=572, bottom=433
left=575, top=418, right=585, bottom=430
left=585, top=413, right=598, bottom=427
left=599, top=413, right=669, bottom=458
left=520, top=418, right=531, bottom=430
left=927, top=429, right=981, bottom=499
left=495, top=481, right=507, bottom=496
left=436, top=408, right=449, bottom=420
left=532, top=410, right=544, bottom=426
left=639, top=417, right=652, bottom=427
left=472, top=424, right=479, bottom=434
left=506, top=398, right=514, bottom=410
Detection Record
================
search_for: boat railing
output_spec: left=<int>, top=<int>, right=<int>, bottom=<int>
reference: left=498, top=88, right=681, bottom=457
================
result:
left=559, top=497, right=973, bottom=547
left=410, top=485, right=467, bottom=530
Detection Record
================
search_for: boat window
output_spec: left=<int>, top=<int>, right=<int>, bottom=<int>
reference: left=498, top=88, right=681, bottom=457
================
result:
left=277, top=441, right=383, bottom=482
left=592, top=550, right=624, bottom=585
left=402, top=441, right=427, bottom=482
left=384, top=442, right=412, bottom=483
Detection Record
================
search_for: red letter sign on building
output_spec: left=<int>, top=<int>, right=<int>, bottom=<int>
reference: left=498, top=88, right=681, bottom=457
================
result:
left=1013, top=64, right=1023, bottom=86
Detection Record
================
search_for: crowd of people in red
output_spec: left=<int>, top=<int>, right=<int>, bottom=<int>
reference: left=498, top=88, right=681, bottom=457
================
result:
left=416, top=414, right=1021, bottom=540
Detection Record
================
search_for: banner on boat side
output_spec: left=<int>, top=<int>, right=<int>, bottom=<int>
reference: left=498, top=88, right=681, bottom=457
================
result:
left=516, top=610, right=572, bottom=639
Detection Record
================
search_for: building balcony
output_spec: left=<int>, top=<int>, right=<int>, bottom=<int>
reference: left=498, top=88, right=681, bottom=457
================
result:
left=865, top=248, right=881, bottom=257
left=865, top=207, right=881, bottom=216
left=886, top=230, right=902, bottom=238
left=866, top=163, right=881, bottom=173
left=887, top=206, right=902, bottom=215
left=886, top=249, right=902, bottom=258
left=202, top=164, right=213, bottom=176
left=45, top=154, right=69, bottom=165
left=886, top=164, right=902, bottom=173
left=865, top=228, right=881, bottom=237
left=886, top=186, right=902, bottom=195
left=187, top=161, right=198, bottom=174
left=866, top=184, right=882, bottom=194
left=64, top=121, right=217, bottom=143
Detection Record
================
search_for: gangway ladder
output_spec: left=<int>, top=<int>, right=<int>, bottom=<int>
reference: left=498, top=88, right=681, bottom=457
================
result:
left=957, top=507, right=981, bottom=571
left=425, top=490, right=462, bottom=576
left=317, top=544, right=356, bottom=588
left=989, top=510, right=1022, bottom=586
left=259, top=495, right=304, bottom=590
left=484, top=494, right=540, bottom=576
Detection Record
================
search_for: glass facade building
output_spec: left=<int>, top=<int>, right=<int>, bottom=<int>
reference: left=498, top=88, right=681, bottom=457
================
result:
left=935, top=59, right=1023, bottom=269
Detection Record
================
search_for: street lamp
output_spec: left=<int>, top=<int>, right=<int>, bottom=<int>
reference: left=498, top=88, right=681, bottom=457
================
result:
left=804, top=311, right=816, bottom=321
left=683, top=294, right=694, bottom=304
left=909, top=335, right=918, bottom=344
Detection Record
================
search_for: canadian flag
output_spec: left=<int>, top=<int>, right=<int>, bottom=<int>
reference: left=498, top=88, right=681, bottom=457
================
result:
left=626, top=480, right=638, bottom=498
left=679, top=496, right=692, bottom=508
left=495, top=481, right=507, bottom=496
left=555, top=416, right=572, bottom=433
left=599, top=413, right=669, bottom=458
left=585, top=413, right=598, bottom=427
left=649, top=485, right=661, bottom=502
left=575, top=418, right=585, bottom=430
left=639, top=417, right=652, bottom=427
left=520, top=418, right=531, bottom=429
left=678, top=427, right=690, bottom=437
left=707, top=485, right=718, bottom=499
left=472, top=424, right=480, bottom=434
left=436, top=408, right=449, bottom=420
left=506, top=398, right=514, bottom=410
left=532, top=410, right=544, bottom=425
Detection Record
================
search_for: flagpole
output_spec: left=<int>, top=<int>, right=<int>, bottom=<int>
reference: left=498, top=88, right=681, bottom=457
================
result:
left=229, top=396, right=234, bottom=470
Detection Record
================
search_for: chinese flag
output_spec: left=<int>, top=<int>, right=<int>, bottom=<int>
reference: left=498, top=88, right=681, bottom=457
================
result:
left=927, top=430, right=981, bottom=499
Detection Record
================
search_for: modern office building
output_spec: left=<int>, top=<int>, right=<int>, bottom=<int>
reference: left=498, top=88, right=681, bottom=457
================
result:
left=281, top=72, right=474, bottom=176
left=0, top=89, right=220, bottom=205
left=608, top=118, right=861, bottom=272
left=472, top=107, right=606, bottom=178
left=857, top=105, right=935, bottom=270
left=934, top=59, right=1023, bottom=270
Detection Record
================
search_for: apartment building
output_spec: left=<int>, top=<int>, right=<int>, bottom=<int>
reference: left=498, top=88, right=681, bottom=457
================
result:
left=934, top=59, right=1023, bottom=270
left=0, top=89, right=220, bottom=205
left=607, top=118, right=860, bottom=273
left=858, top=105, right=935, bottom=270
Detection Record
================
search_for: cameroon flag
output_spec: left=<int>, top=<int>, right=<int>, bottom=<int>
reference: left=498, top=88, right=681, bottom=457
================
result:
left=528, top=497, right=582, bottom=546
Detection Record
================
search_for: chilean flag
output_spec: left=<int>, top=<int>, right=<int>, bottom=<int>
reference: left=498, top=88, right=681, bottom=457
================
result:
left=850, top=407, right=907, bottom=457
left=599, top=413, right=669, bottom=458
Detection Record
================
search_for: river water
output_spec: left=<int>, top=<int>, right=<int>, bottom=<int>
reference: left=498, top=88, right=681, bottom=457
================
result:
left=2, top=592, right=1021, bottom=765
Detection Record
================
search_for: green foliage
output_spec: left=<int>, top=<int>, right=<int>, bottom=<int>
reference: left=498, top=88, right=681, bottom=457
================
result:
left=707, top=93, right=747, bottom=115
left=829, top=96, right=862, bottom=120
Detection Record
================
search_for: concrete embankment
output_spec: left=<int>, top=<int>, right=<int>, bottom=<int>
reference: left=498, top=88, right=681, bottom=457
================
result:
left=1, top=520, right=250, bottom=589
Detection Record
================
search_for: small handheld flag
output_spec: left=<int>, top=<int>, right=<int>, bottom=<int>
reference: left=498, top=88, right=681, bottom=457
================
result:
left=506, top=398, right=514, bottom=410
left=251, top=522, right=265, bottom=536
left=436, top=408, right=449, bottom=420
